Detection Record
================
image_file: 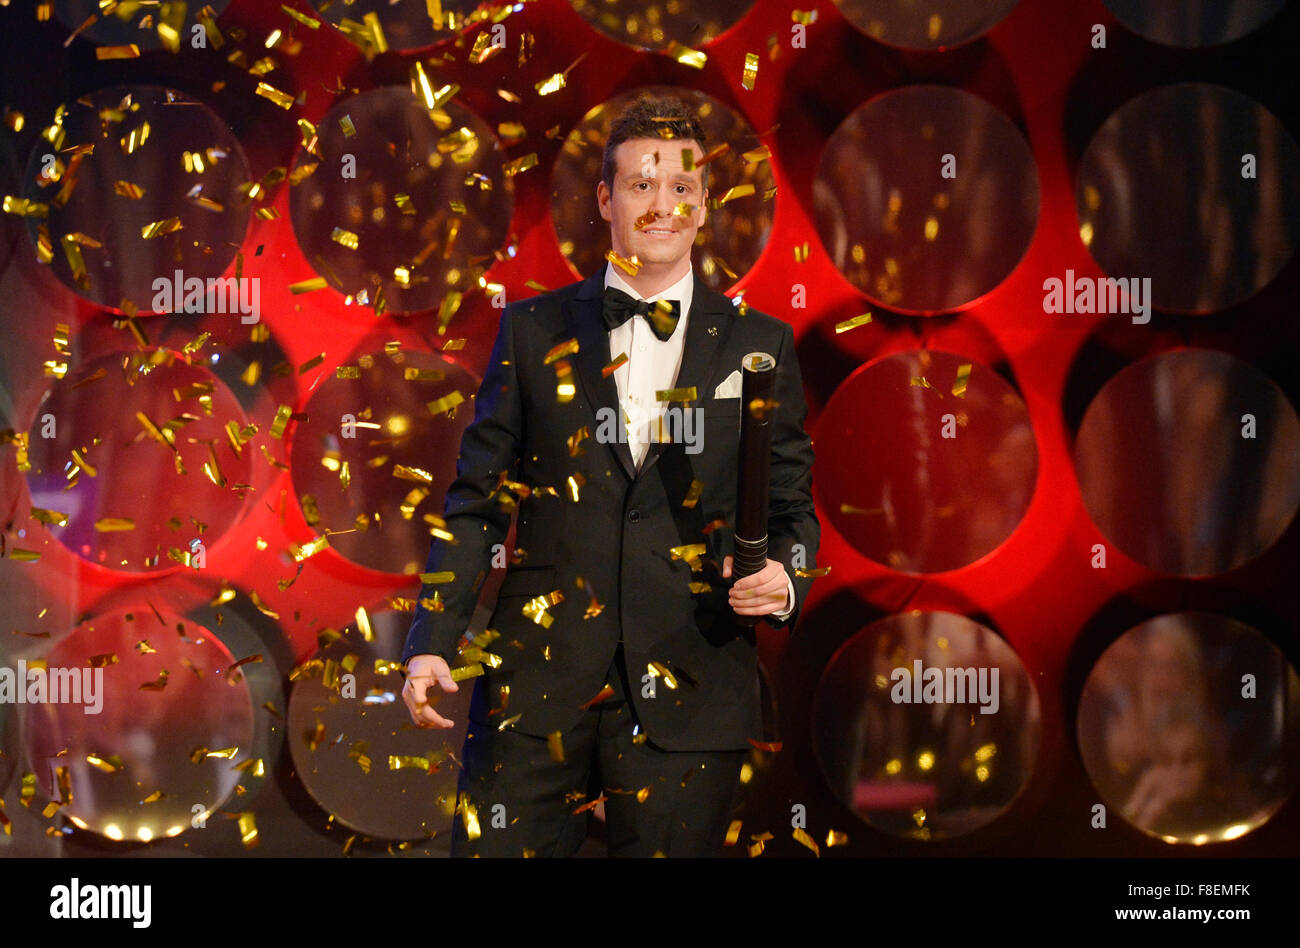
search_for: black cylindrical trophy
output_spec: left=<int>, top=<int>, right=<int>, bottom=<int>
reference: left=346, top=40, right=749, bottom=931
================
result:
left=732, top=352, right=777, bottom=627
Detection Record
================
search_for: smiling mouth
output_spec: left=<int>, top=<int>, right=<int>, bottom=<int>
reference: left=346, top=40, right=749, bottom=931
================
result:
left=641, top=227, right=677, bottom=236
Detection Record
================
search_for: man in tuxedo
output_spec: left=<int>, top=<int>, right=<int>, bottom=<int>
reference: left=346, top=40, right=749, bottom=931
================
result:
left=401, top=94, right=819, bottom=857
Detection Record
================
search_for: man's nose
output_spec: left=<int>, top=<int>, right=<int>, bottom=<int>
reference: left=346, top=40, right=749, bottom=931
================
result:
left=653, top=185, right=677, bottom=214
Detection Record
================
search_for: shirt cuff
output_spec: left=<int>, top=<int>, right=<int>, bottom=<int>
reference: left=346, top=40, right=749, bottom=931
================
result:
left=771, top=573, right=796, bottom=621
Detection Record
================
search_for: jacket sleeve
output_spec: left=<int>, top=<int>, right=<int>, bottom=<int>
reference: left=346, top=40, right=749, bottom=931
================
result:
left=401, top=305, right=525, bottom=667
left=762, top=321, right=820, bottom=632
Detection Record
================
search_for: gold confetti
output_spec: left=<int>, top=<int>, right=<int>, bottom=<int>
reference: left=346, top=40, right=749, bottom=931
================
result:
left=450, top=663, right=485, bottom=682
left=96, top=44, right=140, bottom=59
left=826, top=829, right=849, bottom=847
left=141, top=217, right=183, bottom=239
left=138, top=669, right=169, bottom=691
left=547, top=731, right=565, bottom=762
left=237, top=812, right=259, bottom=847
left=666, top=41, right=706, bottom=68
left=647, top=662, right=678, bottom=690
left=711, top=183, right=755, bottom=208
left=544, top=338, right=579, bottom=365
left=119, top=122, right=150, bottom=154
left=503, top=153, right=537, bottom=177
left=602, top=352, right=628, bottom=377
left=793, top=827, right=820, bottom=856
left=835, top=312, right=873, bottom=334
left=579, top=685, right=615, bottom=710
left=952, top=363, right=972, bottom=398
left=656, top=386, right=697, bottom=403
left=910, top=376, right=942, bottom=397
left=604, top=248, right=642, bottom=277
left=795, top=566, right=831, bottom=578
left=681, top=479, right=704, bottom=508
left=255, top=82, right=295, bottom=110
left=289, top=277, right=327, bottom=294
left=86, top=753, right=120, bottom=774
left=330, top=227, right=359, bottom=250
left=793, top=242, right=810, bottom=263
left=636, top=786, right=652, bottom=803
left=724, top=820, right=743, bottom=845
left=87, top=653, right=119, bottom=668
left=427, top=391, right=464, bottom=416
left=113, top=180, right=145, bottom=199
left=31, top=507, right=68, bottom=527
left=94, top=517, right=135, bottom=532
left=419, top=571, right=455, bottom=584
left=269, top=405, right=293, bottom=439
left=742, top=52, right=759, bottom=90
left=280, top=4, right=321, bottom=29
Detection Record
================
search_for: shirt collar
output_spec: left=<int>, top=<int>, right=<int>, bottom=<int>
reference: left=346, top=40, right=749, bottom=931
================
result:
left=603, top=261, right=694, bottom=330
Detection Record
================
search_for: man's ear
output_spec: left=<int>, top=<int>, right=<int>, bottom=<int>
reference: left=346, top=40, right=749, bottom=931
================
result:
left=596, top=180, right=611, bottom=222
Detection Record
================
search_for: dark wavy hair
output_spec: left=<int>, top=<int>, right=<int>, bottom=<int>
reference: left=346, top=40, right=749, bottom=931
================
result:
left=601, top=94, right=710, bottom=194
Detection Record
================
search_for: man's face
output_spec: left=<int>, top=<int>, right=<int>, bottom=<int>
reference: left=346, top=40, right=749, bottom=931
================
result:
left=597, top=136, right=708, bottom=269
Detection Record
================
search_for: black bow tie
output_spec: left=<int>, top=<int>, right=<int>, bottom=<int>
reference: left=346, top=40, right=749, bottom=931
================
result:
left=601, top=286, right=682, bottom=342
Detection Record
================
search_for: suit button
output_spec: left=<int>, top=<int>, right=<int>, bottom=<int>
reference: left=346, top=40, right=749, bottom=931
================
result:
left=628, top=509, right=640, bottom=523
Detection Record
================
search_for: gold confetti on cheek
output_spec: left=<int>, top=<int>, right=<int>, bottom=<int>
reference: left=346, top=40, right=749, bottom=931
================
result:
left=87, top=653, right=119, bottom=668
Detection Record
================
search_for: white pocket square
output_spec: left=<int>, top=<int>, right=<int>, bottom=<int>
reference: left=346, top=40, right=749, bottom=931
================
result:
left=713, top=369, right=742, bottom=399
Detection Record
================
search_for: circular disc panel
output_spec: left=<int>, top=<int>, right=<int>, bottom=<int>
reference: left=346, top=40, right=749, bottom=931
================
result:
left=1077, top=613, right=1300, bottom=843
left=812, top=611, right=1041, bottom=840
left=814, top=85, right=1039, bottom=313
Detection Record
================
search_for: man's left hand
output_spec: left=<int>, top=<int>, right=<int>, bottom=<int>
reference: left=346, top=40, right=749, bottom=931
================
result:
left=722, top=555, right=790, bottom=616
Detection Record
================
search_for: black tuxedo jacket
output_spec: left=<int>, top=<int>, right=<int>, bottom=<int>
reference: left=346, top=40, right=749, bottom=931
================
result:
left=402, top=263, right=819, bottom=751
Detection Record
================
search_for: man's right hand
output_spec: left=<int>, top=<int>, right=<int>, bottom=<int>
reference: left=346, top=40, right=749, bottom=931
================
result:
left=402, top=654, right=460, bottom=729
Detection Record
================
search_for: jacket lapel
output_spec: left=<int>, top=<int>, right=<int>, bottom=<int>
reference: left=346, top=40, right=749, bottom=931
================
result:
left=565, top=263, right=736, bottom=481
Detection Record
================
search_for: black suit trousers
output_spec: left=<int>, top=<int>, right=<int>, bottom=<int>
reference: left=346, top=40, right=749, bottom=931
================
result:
left=450, top=643, right=746, bottom=857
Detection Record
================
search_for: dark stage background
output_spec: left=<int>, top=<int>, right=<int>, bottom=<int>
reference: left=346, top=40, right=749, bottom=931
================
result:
left=0, top=0, right=1297, bottom=860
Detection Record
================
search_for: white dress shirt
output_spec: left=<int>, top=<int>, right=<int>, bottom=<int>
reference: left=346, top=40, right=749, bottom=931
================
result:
left=602, top=262, right=795, bottom=621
